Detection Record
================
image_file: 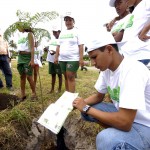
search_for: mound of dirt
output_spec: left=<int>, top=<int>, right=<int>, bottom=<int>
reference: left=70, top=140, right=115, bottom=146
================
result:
left=0, top=93, right=19, bottom=110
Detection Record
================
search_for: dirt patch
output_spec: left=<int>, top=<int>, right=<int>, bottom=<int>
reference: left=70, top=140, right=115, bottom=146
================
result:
left=0, top=93, right=19, bottom=110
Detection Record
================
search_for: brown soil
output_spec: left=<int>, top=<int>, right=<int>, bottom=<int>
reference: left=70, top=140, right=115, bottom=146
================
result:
left=0, top=93, right=19, bottom=110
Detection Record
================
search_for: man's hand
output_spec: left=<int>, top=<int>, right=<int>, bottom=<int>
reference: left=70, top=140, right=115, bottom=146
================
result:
left=29, top=60, right=34, bottom=68
left=54, top=56, right=58, bottom=64
left=72, top=97, right=87, bottom=112
left=138, top=31, right=150, bottom=41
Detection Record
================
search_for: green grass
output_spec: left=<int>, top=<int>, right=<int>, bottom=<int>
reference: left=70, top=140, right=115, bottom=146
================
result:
left=0, top=59, right=100, bottom=149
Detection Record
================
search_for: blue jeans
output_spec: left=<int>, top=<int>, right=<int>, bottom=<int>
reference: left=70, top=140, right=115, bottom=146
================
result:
left=0, top=55, right=12, bottom=88
left=138, top=59, right=150, bottom=65
left=82, top=102, right=150, bottom=150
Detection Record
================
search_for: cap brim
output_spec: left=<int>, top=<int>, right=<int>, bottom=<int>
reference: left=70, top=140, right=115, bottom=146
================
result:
left=109, top=0, right=116, bottom=7
left=64, top=16, right=74, bottom=19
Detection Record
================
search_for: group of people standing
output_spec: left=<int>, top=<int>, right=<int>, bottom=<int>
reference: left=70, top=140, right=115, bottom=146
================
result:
left=1, top=0, right=150, bottom=149
left=0, top=12, right=84, bottom=101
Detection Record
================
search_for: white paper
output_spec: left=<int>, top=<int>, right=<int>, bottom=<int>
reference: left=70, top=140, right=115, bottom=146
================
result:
left=37, top=91, right=78, bottom=134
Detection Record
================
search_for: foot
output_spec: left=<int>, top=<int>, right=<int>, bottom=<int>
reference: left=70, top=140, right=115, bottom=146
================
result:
left=18, top=96, right=27, bottom=103
left=57, top=89, right=61, bottom=93
left=7, top=87, right=14, bottom=91
left=30, top=95, right=38, bottom=101
left=47, top=90, right=54, bottom=94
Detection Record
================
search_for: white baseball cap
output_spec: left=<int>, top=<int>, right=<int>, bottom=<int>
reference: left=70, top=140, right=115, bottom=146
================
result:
left=86, top=28, right=116, bottom=53
left=63, top=12, right=75, bottom=20
left=52, top=26, right=61, bottom=31
left=109, top=0, right=116, bottom=7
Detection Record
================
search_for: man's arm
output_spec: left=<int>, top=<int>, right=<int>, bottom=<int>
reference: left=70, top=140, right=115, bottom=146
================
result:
left=138, top=23, right=150, bottom=41
left=86, top=107, right=137, bottom=131
left=84, top=92, right=105, bottom=105
left=73, top=96, right=137, bottom=132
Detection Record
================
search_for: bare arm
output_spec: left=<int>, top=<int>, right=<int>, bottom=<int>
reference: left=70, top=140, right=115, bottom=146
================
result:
left=138, top=23, right=150, bottom=41
left=73, top=97, right=137, bottom=131
left=78, top=44, right=84, bottom=67
left=113, top=30, right=124, bottom=42
left=28, top=32, right=35, bottom=67
left=54, top=45, right=60, bottom=64
left=84, top=92, right=105, bottom=105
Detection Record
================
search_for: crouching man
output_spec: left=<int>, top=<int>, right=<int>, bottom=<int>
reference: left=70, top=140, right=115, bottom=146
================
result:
left=73, top=28, right=150, bottom=150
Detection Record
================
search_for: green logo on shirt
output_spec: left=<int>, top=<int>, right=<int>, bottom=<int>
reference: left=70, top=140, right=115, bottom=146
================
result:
left=125, top=15, right=134, bottom=29
left=107, top=86, right=120, bottom=102
left=50, top=41, right=57, bottom=46
left=59, top=34, right=74, bottom=39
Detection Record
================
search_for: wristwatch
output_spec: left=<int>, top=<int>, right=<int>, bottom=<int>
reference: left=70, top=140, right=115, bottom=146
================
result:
left=83, top=105, right=91, bottom=113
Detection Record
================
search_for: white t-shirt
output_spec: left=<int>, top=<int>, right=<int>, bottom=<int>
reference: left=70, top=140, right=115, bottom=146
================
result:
left=95, top=58, right=150, bottom=127
left=17, top=32, right=31, bottom=52
left=46, top=38, right=58, bottom=63
left=34, top=47, right=42, bottom=66
left=58, top=27, right=84, bottom=61
left=119, top=0, right=150, bottom=60
left=111, top=14, right=132, bottom=34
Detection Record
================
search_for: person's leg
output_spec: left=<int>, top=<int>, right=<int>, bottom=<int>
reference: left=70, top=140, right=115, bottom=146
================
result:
left=20, top=73, right=26, bottom=98
left=96, top=123, right=150, bottom=150
left=59, top=61, right=68, bottom=91
left=1, top=55, right=12, bottom=88
left=57, top=74, right=62, bottom=93
left=66, top=61, right=79, bottom=93
left=54, top=64, right=62, bottom=93
left=25, top=63, right=36, bottom=99
left=50, top=74, right=56, bottom=93
left=0, top=59, right=4, bottom=88
left=81, top=102, right=118, bottom=122
left=48, top=62, right=56, bottom=93
left=27, top=75, right=36, bottom=98
left=33, top=65, right=39, bottom=87
left=66, top=71, right=76, bottom=93
left=63, top=72, right=69, bottom=91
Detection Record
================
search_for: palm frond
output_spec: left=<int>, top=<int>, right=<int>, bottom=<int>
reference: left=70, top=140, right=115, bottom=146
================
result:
left=4, top=10, right=58, bottom=43
left=29, top=11, right=59, bottom=27
left=16, top=10, right=31, bottom=22
left=3, top=23, right=18, bottom=41
left=33, top=28, right=51, bottom=44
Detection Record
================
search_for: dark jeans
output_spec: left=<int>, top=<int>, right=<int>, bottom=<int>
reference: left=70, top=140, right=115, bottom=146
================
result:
left=138, top=59, right=150, bottom=65
left=0, top=55, right=12, bottom=88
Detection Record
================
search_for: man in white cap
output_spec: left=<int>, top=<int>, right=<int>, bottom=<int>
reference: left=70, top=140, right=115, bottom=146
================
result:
left=72, top=28, right=150, bottom=150
left=0, top=30, right=13, bottom=90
